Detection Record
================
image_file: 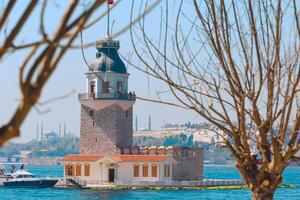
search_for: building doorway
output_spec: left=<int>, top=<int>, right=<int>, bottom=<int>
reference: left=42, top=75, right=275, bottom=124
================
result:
left=108, top=168, right=115, bottom=182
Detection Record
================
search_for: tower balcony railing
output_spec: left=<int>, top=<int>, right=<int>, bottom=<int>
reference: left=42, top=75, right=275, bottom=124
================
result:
left=78, top=92, right=136, bottom=101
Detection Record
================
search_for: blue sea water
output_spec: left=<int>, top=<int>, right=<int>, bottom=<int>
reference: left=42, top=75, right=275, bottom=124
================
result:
left=0, top=165, right=299, bottom=200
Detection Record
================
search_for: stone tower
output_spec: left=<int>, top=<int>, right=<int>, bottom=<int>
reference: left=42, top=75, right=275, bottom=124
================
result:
left=79, top=36, right=135, bottom=155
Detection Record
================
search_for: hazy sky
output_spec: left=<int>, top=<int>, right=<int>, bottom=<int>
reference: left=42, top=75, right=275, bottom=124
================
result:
left=0, top=1, right=198, bottom=143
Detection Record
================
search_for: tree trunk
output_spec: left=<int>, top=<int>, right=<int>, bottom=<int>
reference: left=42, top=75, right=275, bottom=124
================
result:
left=251, top=186, right=275, bottom=200
left=238, top=164, right=280, bottom=200
left=248, top=173, right=279, bottom=200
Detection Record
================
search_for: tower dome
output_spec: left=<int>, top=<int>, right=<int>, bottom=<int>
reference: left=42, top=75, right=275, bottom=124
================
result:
left=90, top=36, right=127, bottom=74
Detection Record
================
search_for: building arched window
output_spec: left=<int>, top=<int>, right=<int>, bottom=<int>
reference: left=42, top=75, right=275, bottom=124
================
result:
left=142, top=164, right=148, bottom=177
left=84, top=163, right=90, bottom=176
left=65, top=163, right=74, bottom=176
left=133, top=164, right=139, bottom=177
left=164, top=164, right=170, bottom=177
left=151, top=164, right=158, bottom=177
left=76, top=163, right=81, bottom=176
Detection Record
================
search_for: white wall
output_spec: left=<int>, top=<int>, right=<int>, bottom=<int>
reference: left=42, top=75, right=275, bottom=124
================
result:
left=64, top=161, right=117, bottom=183
left=64, top=159, right=173, bottom=184
left=64, top=161, right=101, bottom=182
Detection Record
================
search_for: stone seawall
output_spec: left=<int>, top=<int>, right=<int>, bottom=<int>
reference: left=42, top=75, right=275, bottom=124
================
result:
left=18, top=157, right=62, bottom=165
left=115, top=179, right=245, bottom=187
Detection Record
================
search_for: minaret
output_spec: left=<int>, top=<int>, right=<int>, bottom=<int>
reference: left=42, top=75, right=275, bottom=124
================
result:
left=36, top=123, right=39, bottom=142
left=63, top=122, right=66, bottom=138
left=78, top=37, right=135, bottom=154
left=148, top=114, right=151, bottom=130
left=58, top=123, right=61, bottom=137
left=135, top=115, right=138, bottom=132
left=40, top=122, right=43, bottom=141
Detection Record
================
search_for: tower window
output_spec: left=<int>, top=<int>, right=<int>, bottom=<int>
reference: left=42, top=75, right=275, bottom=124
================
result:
left=125, top=111, right=128, bottom=117
left=89, top=81, right=95, bottom=94
left=117, top=81, right=123, bottom=92
left=90, top=111, right=94, bottom=127
left=102, top=81, right=110, bottom=93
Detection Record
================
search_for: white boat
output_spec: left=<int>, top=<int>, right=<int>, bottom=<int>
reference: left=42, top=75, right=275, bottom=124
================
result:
left=0, top=162, right=25, bottom=179
left=3, top=170, right=59, bottom=188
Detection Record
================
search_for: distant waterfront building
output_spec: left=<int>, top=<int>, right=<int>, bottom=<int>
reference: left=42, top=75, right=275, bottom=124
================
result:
left=134, top=127, right=227, bottom=146
left=62, top=34, right=203, bottom=187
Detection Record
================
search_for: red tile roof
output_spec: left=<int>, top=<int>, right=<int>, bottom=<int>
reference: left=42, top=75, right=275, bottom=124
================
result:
left=62, top=154, right=169, bottom=163
left=62, top=154, right=103, bottom=162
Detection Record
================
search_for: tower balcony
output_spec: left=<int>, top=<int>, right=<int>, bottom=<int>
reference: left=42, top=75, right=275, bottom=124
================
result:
left=78, top=92, right=136, bottom=101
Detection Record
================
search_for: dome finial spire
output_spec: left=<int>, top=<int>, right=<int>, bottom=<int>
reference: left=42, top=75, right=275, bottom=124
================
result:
left=107, top=0, right=114, bottom=36
left=107, top=1, right=110, bottom=36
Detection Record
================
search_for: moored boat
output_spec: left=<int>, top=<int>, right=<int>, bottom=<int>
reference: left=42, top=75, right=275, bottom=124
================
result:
left=3, top=170, right=58, bottom=188
left=0, top=162, right=25, bottom=180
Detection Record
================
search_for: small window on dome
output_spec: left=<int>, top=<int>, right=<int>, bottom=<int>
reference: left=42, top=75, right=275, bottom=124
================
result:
left=96, top=52, right=101, bottom=58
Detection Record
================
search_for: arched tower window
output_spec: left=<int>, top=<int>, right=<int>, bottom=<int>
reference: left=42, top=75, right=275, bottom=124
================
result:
left=89, top=110, right=95, bottom=127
